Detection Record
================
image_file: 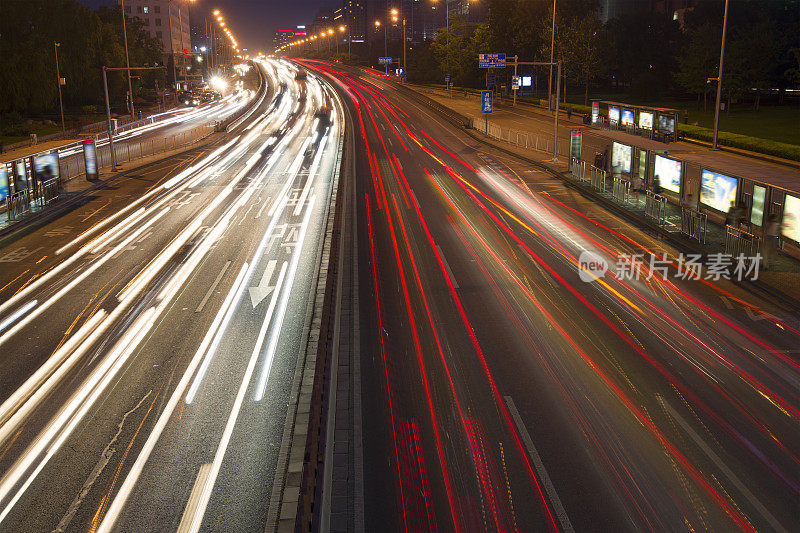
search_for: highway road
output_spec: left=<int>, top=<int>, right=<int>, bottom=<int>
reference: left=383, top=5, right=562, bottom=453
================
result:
left=304, top=61, right=800, bottom=532
left=0, top=58, right=342, bottom=531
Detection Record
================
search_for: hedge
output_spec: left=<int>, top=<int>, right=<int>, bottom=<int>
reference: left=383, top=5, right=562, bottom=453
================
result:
left=675, top=124, right=800, bottom=161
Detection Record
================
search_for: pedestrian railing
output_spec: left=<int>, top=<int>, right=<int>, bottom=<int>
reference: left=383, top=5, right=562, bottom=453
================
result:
left=39, top=177, right=61, bottom=207
left=569, top=157, right=586, bottom=181
left=725, top=225, right=761, bottom=258
left=681, top=207, right=707, bottom=244
left=589, top=165, right=606, bottom=192
left=478, top=119, right=569, bottom=157
left=7, top=190, right=31, bottom=221
left=611, top=176, right=630, bottom=204
left=645, top=191, right=667, bottom=226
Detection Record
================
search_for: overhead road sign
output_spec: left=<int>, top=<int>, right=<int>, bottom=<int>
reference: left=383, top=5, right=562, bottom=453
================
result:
left=479, top=53, right=506, bottom=68
left=378, top=57, right=392, bottom=65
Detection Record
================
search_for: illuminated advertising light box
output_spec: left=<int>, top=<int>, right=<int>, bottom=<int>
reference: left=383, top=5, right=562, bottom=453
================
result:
left=654, top=155, right=681, bottom=194
left=638, top=111, right=654, bottom=130
left=750, top=184, right=766, bottom=226
left=658, top=114, right=675, bottom=133
left=83, top=140, right=98, bottom=180
left=0, top=165, right=8, bottom=203
left=591, top=101, right=599, bottom=124
left=521, top=76, right=532, bottom=87
left=608, top=106, right=620, bottom=124
left=34, top=150, right=60, bottom=183
left=13, top=159, right=28, bottom=190
left=783, top=194, right=800, bottom=243
left=700, top=169, right=738, bottom=212
left=612, top=142, right=632, bottom=174
left=621, top=108, right=634, bottom=127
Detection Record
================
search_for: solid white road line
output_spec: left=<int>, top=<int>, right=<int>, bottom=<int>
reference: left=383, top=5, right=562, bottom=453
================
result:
left=504, top=395, right=575, bottom=533
left=196, top=261, right=231, bottom=313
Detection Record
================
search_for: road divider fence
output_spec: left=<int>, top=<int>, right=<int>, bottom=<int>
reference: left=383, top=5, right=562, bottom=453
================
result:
left=645, top=191, right=667, bottom=226
left=681, top=207, right=708, bottom=244
left=611, top=176, right=630, bottom=204
left=725, top=225, right=761, bottom=258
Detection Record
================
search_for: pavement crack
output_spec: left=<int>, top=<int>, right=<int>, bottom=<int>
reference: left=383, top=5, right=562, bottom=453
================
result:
left=52, top=390, right=153, bottom=533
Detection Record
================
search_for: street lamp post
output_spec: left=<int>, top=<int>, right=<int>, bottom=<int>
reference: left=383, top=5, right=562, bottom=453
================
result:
left=548, top=0, right=556, bottom=112
left=711, top=0, right=729, bottom=150
left=119, top=0, right=135, bottom=119
left=54, top=42, right=65, bottom=133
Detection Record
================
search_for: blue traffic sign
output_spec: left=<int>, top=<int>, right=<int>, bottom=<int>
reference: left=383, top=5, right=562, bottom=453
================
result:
left=378, top=57, right=391, bottom=65
left=481, top=90, right=493, bottom=113
left=445, top=74, right=450, bottom=82
left=479, top=53, right=506, bottom=68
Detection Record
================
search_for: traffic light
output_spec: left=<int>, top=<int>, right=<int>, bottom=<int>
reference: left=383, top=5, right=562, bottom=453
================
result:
left=184, top=48, right=189, bottom=59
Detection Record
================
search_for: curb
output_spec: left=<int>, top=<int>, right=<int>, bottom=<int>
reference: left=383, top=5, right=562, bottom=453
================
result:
left=264, top=73, right=348, bottom=532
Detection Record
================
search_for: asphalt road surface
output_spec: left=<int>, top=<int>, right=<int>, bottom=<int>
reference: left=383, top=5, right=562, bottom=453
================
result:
left=0, top=58, right=342, bottom=531
left=303, top=62, right=800, bottom=532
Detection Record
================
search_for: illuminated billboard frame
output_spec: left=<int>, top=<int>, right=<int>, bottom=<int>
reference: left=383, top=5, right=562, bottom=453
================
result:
left=750, top=185, right=766, bottom=226
left=654, top=155, right=681, bottom=194
left=783, top=194, right=800, bottom=243
left=700, top=168, right=738, bottom=213
left=638, top=111, right=654, bottom=130
left=621, top=108, right=634, bottom=127
left=612, top=142, right=632, bottom=174
left=608, top=106, right=620, bottom=125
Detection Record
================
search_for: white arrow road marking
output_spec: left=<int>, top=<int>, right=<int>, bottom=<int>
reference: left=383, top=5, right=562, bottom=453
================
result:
left=249, top=259, right=277, bottom=308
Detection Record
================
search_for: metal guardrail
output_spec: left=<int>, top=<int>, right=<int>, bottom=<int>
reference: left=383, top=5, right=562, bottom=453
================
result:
left=570, top=157, right=585, bottom=181
left=645, top=191, right=667, bottom=226
left=681, top=207, right=707, bottom=244
left=611, top=176, right=630, bottom=204
left=725, top=225, right=761, bottom=258
left=6, top=190, right=31, bottom=221
left=39, top=177, right=60, bottom=206
left=589, top=165, right=606, bottom=192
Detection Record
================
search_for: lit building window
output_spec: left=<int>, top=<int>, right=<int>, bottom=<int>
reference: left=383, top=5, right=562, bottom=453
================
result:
left=143, top=6, right=149, bottom=14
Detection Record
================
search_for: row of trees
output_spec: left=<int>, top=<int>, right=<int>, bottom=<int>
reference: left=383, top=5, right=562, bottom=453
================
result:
left=1, top=0, right=165, bottom=117
left=404, top=0, right=799, bottom=108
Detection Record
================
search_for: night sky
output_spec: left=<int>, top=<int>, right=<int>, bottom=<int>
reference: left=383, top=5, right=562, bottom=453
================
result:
left=80, top=0, right=336, bottom=53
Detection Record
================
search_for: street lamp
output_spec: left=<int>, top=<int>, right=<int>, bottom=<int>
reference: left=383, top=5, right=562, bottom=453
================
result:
left=54, top=42, right=65, bottom=133
left=711, top=0, right=730, bottom=150
left=119, top=0, right=135, bottom=119
left=548, top=0, right=556, bottom=111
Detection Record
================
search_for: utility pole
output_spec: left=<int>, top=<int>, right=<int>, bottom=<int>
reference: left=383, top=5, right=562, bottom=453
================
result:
left=403, top=18, right=407, bottom=77
left=120, top=0, right=135, bottom=119
left=552, top=60, right=561, bottom=161
left=54, top=42, right=65, bottom=133
left=711, top=0, right=729, bottom=150
left=548, top=0, right=556, bottom=111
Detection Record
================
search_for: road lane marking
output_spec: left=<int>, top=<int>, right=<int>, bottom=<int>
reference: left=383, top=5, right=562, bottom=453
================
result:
left=504, top=396, right=575, bottom=533
left=248, top=259, right=277, bottom=308
left=659, top=396, right=787, bottom=532
left=196, top=261, right=231, bottom=313
left=177, top=463, right=213, bottom=533
left=436, top=245, right=459, bottom=289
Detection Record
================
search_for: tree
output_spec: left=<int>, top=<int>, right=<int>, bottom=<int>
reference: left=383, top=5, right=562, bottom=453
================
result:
left=676, top=23, right=719, bottom=111
left=561, top=13, right=606, bottom=105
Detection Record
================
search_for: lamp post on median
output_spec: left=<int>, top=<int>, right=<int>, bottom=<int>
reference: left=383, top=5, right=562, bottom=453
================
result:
left=711, top=0, right=729, bottom=150
left=119, top=0, right=136, bottom=119
left=54, top=42, right=65, bottom=133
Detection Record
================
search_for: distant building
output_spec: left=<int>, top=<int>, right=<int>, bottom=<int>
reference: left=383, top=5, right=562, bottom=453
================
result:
left=274, top=29, right=296, bottom=49
left=119, top=0, right=191, bottom=58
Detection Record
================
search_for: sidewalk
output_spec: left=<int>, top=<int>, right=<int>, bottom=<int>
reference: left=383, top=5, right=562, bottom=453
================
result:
left=1, top=138, right=84, bottom=163
left=411, top=86, right=800, bottom=307
left=416, top=85, right=800, bottom=191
